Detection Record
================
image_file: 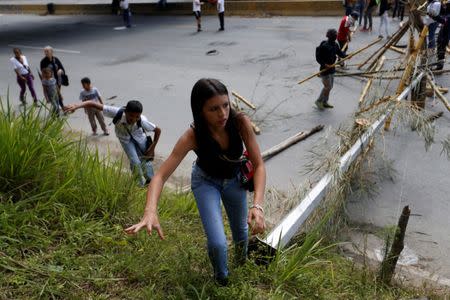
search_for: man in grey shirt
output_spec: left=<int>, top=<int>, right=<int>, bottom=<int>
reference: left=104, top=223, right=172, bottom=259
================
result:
left=65, top=100, right=161, bottom=186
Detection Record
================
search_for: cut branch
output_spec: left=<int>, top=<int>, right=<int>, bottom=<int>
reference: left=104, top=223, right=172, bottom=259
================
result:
left=261, top=125, right=324, bottom=161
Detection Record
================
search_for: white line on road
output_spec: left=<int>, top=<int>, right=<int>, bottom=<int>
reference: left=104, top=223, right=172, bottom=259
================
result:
left=8, top=44, right=81, bottom=54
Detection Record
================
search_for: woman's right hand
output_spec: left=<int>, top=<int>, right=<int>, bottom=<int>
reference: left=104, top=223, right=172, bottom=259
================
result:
left=125, top=213, right=165, bottom=240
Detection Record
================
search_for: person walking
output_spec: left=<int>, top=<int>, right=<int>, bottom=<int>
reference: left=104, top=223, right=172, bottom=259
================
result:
left=41, top=68, right=64, bottom=116
left=425, top=0, right=442, bottom=50
left=378, top=0, right=391, bottom=39
left=217, top=0, right=225, bottom=31
left=356, top=0, right=366, bottom=27
left=124, top=79, right=266, bottom=286
left=65, top=100, right=161, bottom=186
left=315, top=29, right=347, bottom=110
left=120, top=0, right=132, bottom=28
left=193, top=0, right=202, bottom=32
left=337, top=12, right=359, bottom=54
left=344, top=0, right=355, bottom=16
left=362, top=0, right=377, bottom=31
left=10, top=48, right=39, bottom=106
left=40, top=46, right=67, bottom=88
left=432, top=1, right=450, bottom=70
left=79, top=77, right=109, bottom=136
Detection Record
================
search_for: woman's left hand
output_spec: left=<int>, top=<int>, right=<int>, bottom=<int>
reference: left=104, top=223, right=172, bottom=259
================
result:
left=247, top=208, right=265, bottom=235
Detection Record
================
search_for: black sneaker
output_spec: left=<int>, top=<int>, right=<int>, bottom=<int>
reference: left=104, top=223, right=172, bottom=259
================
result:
left=323, top=103, right=334, bottom=109
left=218, top=27, right=224, bottom=31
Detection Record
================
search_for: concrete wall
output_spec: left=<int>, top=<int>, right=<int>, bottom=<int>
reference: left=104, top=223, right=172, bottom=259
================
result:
left=0, top=1, right=344, bottom=16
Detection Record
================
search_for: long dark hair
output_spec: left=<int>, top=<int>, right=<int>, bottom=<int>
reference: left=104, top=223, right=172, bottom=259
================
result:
left=190, top=78, right=238, bottom=144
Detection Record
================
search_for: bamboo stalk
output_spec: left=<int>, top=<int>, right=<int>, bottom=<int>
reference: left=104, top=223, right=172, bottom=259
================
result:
left=427, top=74, right=450, bottom=111
left=389, top=46, right=406, bottom=55
left=261, top=125, right=324, bottom=161
left=357, top=22, right=409, bottom=70
left=384, top=26, right=429, bottom=131
left=251, top=122, right=261, bottom=135
left=232, top=91, right=256, bottom=110
left=358, top=56, right=386, bottom=106
left=297, top=37, right=382, bottom=85
left=357, top=96, right=392, bottom=114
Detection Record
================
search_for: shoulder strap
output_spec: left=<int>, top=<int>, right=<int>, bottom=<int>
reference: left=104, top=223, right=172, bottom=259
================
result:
left=112, top=107, right=126, bottom=125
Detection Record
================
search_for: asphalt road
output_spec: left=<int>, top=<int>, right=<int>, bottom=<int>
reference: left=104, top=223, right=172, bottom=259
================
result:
left=1, top=14, right=449, bottom=282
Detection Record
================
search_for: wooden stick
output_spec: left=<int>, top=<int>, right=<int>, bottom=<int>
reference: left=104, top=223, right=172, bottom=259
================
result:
left=358, top=56, right=386, bottom=106
left=433, top=69, right=450, bottom=75
left=297, top=37, right=382, bottom=85
left=389, top=46, right=406, bottom=55
left=261, top=125, right=324, bottom=161
left=357, top=22, right=409, bottom=70
left=357, top=96, right=392, bottom=114
left=232, top=91, right=256, bottom=110
left=251, top=122, right=261, bottom=135
left=425, top=111, right=444, bottom=122
left=427, top=74, right=450, bottom=111
left=378, top=205, right=411, bottom=285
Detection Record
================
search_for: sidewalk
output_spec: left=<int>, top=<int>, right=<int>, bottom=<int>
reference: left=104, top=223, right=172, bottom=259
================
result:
left=0, top=0, right=344, bottom=16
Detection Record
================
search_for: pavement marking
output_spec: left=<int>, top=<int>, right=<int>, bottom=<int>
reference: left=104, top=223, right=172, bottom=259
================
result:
left=8, top=44, right=81, bottom=54
left=113, top=26, right=128, bottom=30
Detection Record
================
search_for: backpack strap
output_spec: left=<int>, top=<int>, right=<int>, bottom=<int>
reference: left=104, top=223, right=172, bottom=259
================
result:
left=112, top=107, right=126, bottom=125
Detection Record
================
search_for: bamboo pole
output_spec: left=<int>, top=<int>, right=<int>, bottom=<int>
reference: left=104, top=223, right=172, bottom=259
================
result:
left=384, top=26, right=429, bottom=131
left=389, top=46, right=406, bottom=55
left=232, top=91, right=256, bottom=110
left=357, top=22, right=409, bottom=70
left=297, top=37, right=382, bottom=85
left=261, top=125, right=324, bottom=161
left=358, top=56, right=386, bottom=107
left=427, top=74, right=450, bottom=111
left=232, top=96, right=260, bottom=134
left=357, top=96, right=392, bottom=114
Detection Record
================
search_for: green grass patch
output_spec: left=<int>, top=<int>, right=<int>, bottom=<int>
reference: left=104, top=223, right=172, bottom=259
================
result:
left=0, top=98, right=423, bottom=299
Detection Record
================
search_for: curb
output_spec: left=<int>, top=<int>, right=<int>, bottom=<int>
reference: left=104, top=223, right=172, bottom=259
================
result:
left=0, top=1, right=344, bottom=16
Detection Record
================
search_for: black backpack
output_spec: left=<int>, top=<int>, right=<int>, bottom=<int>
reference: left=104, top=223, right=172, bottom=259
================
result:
left=315, top=41, right=327, bottom=65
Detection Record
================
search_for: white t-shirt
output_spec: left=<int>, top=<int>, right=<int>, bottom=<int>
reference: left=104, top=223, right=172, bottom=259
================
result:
left=193, top=0, right=201, bottom=12
left=120, top=0, right=129, bottom=9
left=217, top=0, right=225, bottom=13
left=103, top=105, right=156, bottom=144
left=10, top=55, right=30, bottom=75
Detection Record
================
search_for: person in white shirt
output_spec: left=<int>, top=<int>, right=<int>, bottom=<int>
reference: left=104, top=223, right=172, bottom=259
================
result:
left=65, top=100, right=161, bottom=186
left=217, top=0, right=225, bottom=31
left=10, top=48, right=39, bottom=105
left=193, top=0, right=202, bottom=32
left=425, top=0, right=442, bottom=49
left=120, top=0, right=131, bottom=28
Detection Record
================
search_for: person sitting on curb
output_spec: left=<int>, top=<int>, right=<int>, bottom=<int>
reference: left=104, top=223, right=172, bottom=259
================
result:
left=65, top=100, right=161, bottom=186
left=315, top=29, right=347, bottom=110
left=125, top=79, right=266, bottom=286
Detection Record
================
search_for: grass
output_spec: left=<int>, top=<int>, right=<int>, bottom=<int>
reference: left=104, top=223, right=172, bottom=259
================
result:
left=0, top=97, right=426, bottom=299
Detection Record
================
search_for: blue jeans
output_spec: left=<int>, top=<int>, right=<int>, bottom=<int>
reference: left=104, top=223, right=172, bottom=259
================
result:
left=120, top=140, right=154, bottom=186
left=123, top=8, right=131, bottom=27
left=191, top=164, right=248, bottom=281
left=428, top=22, right=439, bottom=49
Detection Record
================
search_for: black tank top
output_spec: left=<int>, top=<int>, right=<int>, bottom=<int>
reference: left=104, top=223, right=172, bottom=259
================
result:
left=194, top=120, right=244, bottom=179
